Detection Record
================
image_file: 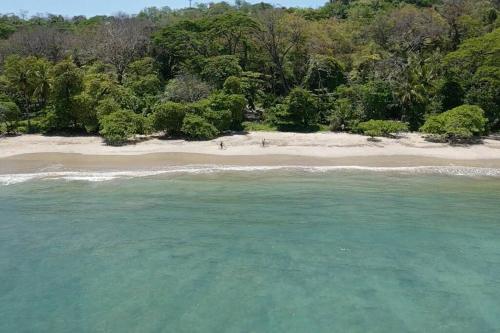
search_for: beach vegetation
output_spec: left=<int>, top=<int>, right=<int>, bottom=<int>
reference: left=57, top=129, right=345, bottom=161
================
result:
left=329, top=98, right=363, bottom=132
left=267, top=88, right=320, bottom=131
left=51, top=59, right=84, bottom=129
left=0, top=100, right=21, bottom=134
left=242, top=121, right=277, bottom=132
left=1, top=56, right=52, bottom=131
left=151, top=102, right=186, bottom=137
left=358, top=120, right=409, bottom=139
left=208, top=92, right=246, bottom=130
left=99, top=110, right=146, bottom=145
left=201, top=55, right=242, bottom=88
left=0, top=1, right=498, bottom=144
left=420, top=105, right=487, bottom=142
left=304, top=55, right=346, bottom=92
left=181, top=113, right=219, bottom=140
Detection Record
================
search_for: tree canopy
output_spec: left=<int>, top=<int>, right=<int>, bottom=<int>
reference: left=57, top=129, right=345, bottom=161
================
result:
left=0, top=0, right=498, bottom=142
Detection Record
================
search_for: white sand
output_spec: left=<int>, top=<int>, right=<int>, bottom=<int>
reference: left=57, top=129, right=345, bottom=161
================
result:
left=1, top=132, right=500, bottom=160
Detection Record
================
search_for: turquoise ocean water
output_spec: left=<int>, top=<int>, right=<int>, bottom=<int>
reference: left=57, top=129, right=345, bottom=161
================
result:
left=1, top=169, right=500, bottom=332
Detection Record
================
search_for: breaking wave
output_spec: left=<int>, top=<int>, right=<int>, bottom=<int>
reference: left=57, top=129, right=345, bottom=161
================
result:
left=1, top=165, right=500, bottom=185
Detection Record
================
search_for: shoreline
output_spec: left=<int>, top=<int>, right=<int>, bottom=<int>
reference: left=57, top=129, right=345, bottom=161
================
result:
left=1, top=132, right=500, bottom=174
left=2, top=153, right=500, bottom=175
left=2, top=154, right=500, bottom=185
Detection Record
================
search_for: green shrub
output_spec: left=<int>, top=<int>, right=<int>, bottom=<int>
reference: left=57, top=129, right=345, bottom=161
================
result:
left=209, top=92, right=246, bottom=130
left=265, top=89, right=320, bottom=130
left=285, top=88, right=319, bottom=127
left=51, top=59, right=84, bottom=130
left=99, top=111, right=145, bottom=145
left=242, top=121, right=277, bottom=131
left=264, top=104, right=287, bottom=126
left=304, top=55, right=346, bottom=92
left=187, top=99, right=211, bottom=116
left=123, top=57, right=162, bottom=97
left=0, top=101, right=21, bottom=134
left=15, top=118, right=43, bottom=134
left=419, top=115, right=445, bottom=135
left=152, top=102, right=187, bottom=136
left=96, top=98, right=122, bottom=120
left=223, top=76, right=243, bottom=94
left=181, top=114, right=219, bottom=140
left=358, top=80, right=394, bottom=120
left=241, top=71, right=265, bottom=109
left=201, top=55, right=242, bottom=88
left=357, top=120, right=409, bottom=138
left=16, top=126, right=28, bottom=134
left=420, top=105, right=486, bottom=142
left=202, top=109, right=232, bottom=132
left=38, top=109, right=62, bottom=134
left=329, top=98, right=363, bottom=131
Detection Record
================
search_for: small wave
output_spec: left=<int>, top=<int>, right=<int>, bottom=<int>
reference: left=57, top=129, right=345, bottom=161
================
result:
left=0, top=170, right=168, bottom=186
left=1, top=165, right=500, bottom=185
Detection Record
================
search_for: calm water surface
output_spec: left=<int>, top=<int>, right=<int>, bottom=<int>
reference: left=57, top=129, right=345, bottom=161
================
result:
left=1, top=171, right=500, bottom=332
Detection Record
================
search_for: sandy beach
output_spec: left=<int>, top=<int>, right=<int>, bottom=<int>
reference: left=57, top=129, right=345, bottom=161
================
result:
left=1, top=132, right=500, bottom=174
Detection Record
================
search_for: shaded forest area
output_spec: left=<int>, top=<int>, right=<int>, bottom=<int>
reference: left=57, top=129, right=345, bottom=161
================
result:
left=0, top=0, right=498, bottom=144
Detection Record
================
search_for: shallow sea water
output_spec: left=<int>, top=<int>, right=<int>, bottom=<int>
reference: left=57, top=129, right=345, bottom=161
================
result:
left=1, top=170, right=500, bottom=332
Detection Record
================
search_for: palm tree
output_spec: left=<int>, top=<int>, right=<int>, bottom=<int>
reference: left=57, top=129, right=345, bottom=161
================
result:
left=3, top=57, right=52, bottom=130
left=393, top=52, right=439, bottom=129
left=29, top=61, right=52, bottom=115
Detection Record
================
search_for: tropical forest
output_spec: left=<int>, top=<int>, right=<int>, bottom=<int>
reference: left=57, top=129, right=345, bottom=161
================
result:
left=0, top=0, right=498, bottom=144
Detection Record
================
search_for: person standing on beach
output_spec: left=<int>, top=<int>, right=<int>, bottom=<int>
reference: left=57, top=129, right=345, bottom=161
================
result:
left=261, top=138, right=266, bottom=148
left=219, top=141, right=224, bottom=150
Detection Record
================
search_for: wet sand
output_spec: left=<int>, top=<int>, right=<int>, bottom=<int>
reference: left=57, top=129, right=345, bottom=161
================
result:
left=2, top=152, right=500, bottom=174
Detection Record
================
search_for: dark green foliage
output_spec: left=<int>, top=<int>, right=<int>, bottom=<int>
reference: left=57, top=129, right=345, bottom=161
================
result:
left=438, top=80, right=464, bottom=111
left=330, top=98, right=363, bottom=131
left=358, top=120, right=409, bottom=138
left=223, top=76, right=243, bottom=94
left=280, top=88, right=319, bottom=128
left=263, top=104, right=287, bottom=126
left=201, top=55, right=242, bottom=88
left=444, top=29, right=500, bottom=129
left=444, top=28, right=499, bottom=76
left=1, top=56, right=52, bottom=123
left=465, top=66, right=500, bottom=130
left=51, top=59, right=84, bottom=128
left=420, top=105, right=487, bottom=142
left=209, top=92, right=247, bottom=130
left=205, top=12, right=258, bottom=54
left=240, top=72, right=265, bottom=110
left=201, top=108, right=232, bottom=132
left=187, top=99, right=212, bottom=116
left=96, top=98, right=122, bottom=119
left=0, top=1, right=498, bottom=143
left=153, top=20, right=205, bottom=79
left=304, top=55, right=346, bottom=92
left=152, top=102, right=187, bottom=136
left=181, top=113, right=219, bottom=140
left=358, top=80, right=394, bottom=120
left=0, top=100, right=21, bottom=133
left=37, top=108, right=61, bottom=134
left=0, top=22, right=16, bottom=39
left=99, top=110, right=145, bottom=145
left=70, top=70, right=119, bottom=132
left=123, top=57, right=162, bottom=97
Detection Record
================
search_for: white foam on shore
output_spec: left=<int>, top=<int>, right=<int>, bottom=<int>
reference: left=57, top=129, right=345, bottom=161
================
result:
left=1, top=165, right=500, bottom=185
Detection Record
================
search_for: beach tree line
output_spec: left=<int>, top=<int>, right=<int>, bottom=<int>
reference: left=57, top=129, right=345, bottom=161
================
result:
left=0, top=0, right=498, bottom=144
